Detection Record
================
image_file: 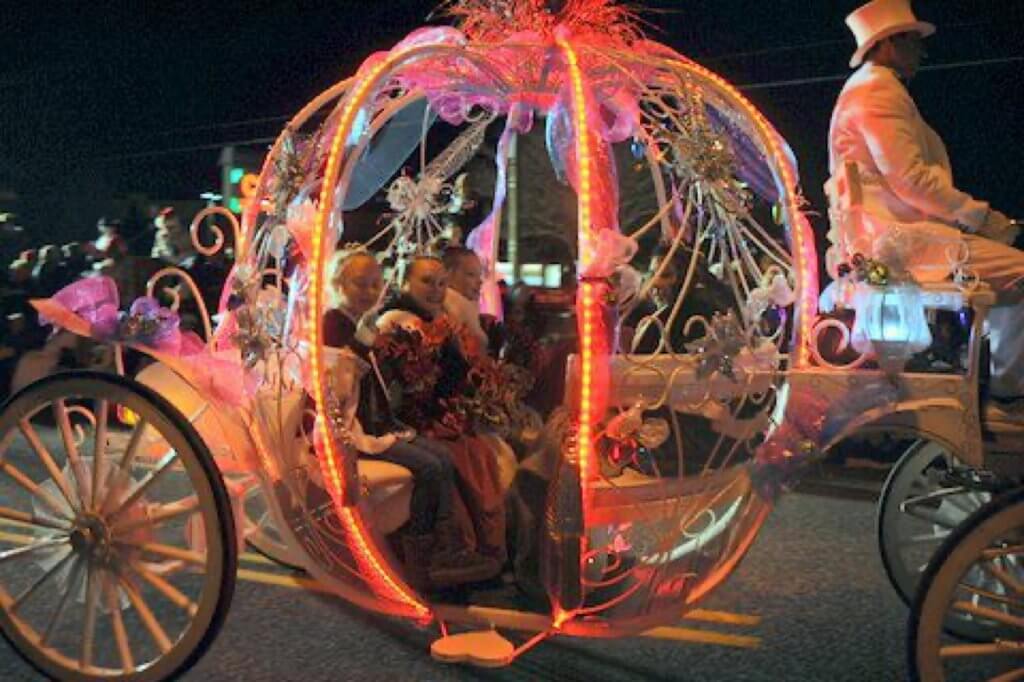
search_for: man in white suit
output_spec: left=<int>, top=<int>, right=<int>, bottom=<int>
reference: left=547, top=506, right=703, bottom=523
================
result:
left=828, top=0, right=1024, bottom=403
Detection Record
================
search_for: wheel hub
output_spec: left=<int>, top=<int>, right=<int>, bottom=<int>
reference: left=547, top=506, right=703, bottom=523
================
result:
left=70, top=515, right=113, bottom=561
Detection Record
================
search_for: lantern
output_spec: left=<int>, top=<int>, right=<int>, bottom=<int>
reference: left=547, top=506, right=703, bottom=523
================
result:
left=851, top=283, right=932, bottom=373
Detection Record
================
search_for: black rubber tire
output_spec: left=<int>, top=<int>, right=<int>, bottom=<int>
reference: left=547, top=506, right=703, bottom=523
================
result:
left=877, top=440, right=982, bottom=608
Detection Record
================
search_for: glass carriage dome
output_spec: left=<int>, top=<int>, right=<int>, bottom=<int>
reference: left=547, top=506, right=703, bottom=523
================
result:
left=224, top=0, right=819, bottom=657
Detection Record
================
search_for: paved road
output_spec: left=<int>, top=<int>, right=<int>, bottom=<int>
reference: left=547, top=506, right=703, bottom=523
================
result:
left=1, top=488, right=914, bottom=681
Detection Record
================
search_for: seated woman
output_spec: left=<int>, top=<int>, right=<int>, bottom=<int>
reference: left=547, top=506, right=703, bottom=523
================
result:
left=322, top=250, right=499, bottom=588
left=375, top=256, right=508, bottom=568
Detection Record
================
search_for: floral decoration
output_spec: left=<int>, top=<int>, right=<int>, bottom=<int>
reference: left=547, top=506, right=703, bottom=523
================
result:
left=271, top=132, right=311, bottom=219
left=597, top=402, right=669, bottom=477
left=110, top=297, right=182, bottom=350
left=684, top=311, right=751, bottom=381
left=227, top=264, right=288, bottom=369
left=837, top=253, right=891, bottom=287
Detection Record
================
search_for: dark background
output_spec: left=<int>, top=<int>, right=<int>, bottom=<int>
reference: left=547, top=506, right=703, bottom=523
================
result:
left=1, top=0, right=1021, bottom=247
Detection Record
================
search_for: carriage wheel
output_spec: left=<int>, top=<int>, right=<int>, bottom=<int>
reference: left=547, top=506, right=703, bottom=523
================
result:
left=907, top=487, right=1024, bottom=682
left=878, top=440, right=990, bottom=609
left=0, top=371, right=237, bottom=681
left=242, top=479, right=306, bottom=571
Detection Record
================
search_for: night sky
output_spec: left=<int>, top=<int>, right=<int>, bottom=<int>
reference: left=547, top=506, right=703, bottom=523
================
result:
left=2, top=0, right=1021, bottom=246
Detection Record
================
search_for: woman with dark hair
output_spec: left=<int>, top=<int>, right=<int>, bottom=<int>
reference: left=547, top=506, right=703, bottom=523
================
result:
left=375, top=256, right=509, bottom=569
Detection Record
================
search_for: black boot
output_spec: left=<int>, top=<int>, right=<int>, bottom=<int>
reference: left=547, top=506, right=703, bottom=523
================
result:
left=398, top=532, right=434, bottom=590
left=428, top=518, right=501, bottom=588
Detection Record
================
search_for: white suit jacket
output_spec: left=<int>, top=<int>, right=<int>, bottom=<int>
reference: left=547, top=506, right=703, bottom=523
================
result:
left=828, top=63, right=990, bottom=232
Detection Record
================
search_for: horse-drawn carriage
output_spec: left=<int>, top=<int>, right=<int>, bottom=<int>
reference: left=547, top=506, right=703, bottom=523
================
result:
left=0, top=3, right=1019, bottom=680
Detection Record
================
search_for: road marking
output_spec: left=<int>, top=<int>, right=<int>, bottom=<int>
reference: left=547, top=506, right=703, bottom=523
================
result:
left=233, top=567, right=761, bottom=649
left=642, top=625, right=761, bottom=649
left=686, top=608, right=760, bottom=626
left=0, top=518, right=762, bottom=649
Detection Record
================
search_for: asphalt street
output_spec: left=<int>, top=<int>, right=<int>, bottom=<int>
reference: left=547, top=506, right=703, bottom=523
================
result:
left=0, top=485, right=915, bottom=682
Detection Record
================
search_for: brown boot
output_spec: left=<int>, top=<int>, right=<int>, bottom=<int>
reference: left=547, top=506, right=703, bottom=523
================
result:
left=428, top=517, right=501, bottom=588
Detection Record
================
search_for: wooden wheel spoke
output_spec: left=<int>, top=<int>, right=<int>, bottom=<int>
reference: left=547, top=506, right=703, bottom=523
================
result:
left=0, top=428, right=19, bottom=459
left=41, top=556, right=86, bottom=646
left=17, top=419, right=80, bottom=513
left=959, top=582, right=1024, bottom=610
left=117, top=541, right=208, bottom=567
left=0, top=458, right=74, bottom=522
left=107, top=450, right=180, bottom=523
left=105, top=576, right=135, bottom=673
left=940, top=642, right=1024, bottom=658
left=113, top=495, right=199, bottom=536
left=53, top=400, right=91, bottom=507
left=91, top=399, right=109, bottom=511
left=983, top=546, right=1024, bottom=561
left=80, top=565, right=101, bottom=670
left=951, top=600, right=1024, bottom=629
left=11, top=544, right=74, bottom=613
left=0, top=536, right=68, bottom=563
left=988, top=667, right=1024, bottom=682
left=128, top=559, right=198, bottom=617
left=0, top=504, right=71, bottom=532
left=99, top=419, right=148, bottom=515
left=116, top=572, right=174, bottom=654
left=984, top=559, right=1024, bottom=597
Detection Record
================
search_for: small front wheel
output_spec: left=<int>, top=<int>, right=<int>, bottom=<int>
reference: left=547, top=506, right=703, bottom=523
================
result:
left=878, top=440, right=989, bottom=608
left=0, top=371, right=237, bottom=681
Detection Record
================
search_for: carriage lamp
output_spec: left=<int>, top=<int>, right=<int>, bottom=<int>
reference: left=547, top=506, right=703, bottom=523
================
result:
left=852, top=283, right=932, bottom=374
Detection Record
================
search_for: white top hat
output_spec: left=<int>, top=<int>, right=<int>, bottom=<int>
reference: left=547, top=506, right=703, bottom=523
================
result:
left=846, top=0, right=935, bottom=68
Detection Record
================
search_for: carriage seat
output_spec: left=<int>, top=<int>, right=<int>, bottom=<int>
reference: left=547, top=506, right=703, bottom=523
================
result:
left=136, top=361, right=415, bottom=536
left=355, top=459, right=413, bottom=535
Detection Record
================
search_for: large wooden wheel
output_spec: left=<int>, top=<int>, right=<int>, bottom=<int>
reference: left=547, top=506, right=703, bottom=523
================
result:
left=0, top=372, right=237, bottom=681
left=907, top=486, right=1024, bottom=681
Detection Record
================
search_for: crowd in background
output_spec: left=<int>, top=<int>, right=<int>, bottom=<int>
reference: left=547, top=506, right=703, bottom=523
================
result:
left=0, top=210, right=233, bottom=400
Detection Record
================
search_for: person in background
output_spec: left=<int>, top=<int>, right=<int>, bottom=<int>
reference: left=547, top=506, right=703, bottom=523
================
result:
left=323, top=250, right=499, bottom=588
left=31, top=245, right=64, bottom=297
left=85, top=217, right=128, bottom=263
left=151, top=207, right=197, bottom=266
left=55, top=242, right=86, bottom=290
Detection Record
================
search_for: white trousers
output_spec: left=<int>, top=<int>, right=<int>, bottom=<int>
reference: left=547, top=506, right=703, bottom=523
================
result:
left=962, top=230, right=1024, bottom=397
left=937, top=229, right=1024, bottom=398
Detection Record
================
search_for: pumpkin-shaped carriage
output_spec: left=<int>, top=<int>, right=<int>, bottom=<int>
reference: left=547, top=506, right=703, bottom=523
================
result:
left=0, top=3, right=1019, bottom=680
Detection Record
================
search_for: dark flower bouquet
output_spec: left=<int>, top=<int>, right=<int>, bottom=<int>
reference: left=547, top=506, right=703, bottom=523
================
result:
left=373, top=318, right=449, bottom=429
left=437, top=351, right=534, bottom=436
left=375, top=315, right=533, bottom=436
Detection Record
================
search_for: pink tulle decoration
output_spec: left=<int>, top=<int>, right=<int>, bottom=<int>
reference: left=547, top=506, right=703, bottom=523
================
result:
left=40, top=276, right=120, bottom=331
left=32, top=277, right=254, bottom=407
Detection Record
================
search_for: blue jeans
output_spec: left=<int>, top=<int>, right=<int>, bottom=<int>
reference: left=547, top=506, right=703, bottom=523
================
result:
left=362, top=436, right=454, bottom=534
